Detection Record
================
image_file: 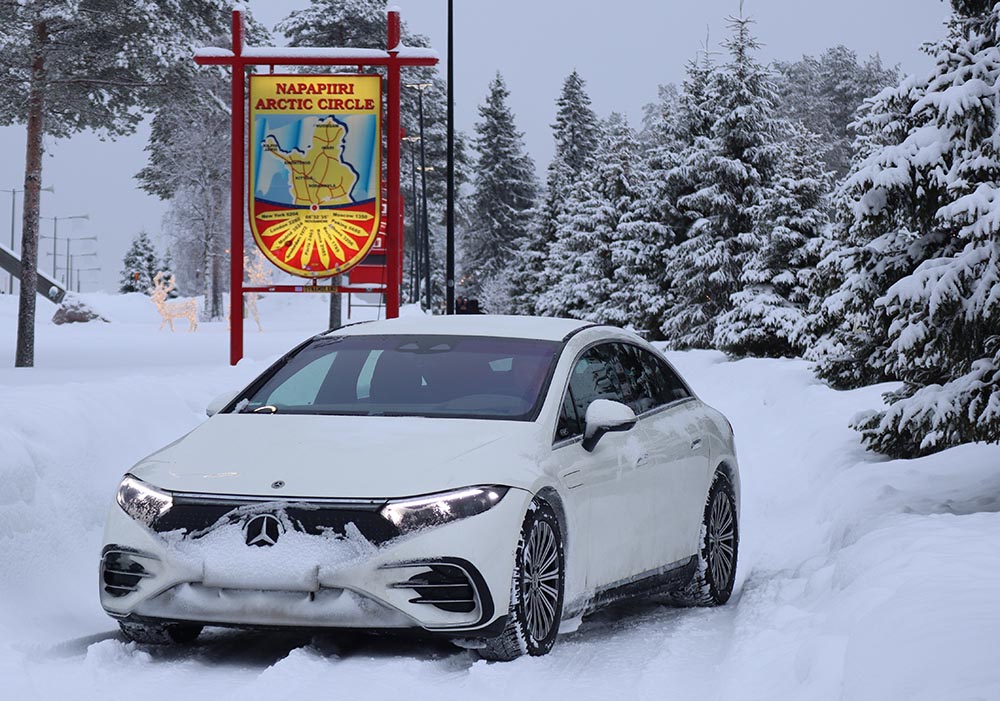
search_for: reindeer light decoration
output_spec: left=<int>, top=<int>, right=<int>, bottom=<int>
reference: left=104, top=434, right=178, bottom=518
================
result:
left=245, top=252, right=271, bottom=332
left=150, top=272, right=198, bottom=332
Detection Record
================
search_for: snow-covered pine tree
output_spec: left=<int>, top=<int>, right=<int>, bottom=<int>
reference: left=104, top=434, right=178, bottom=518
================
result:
left=805, top=71, right=926, bottom=388
left=464, top=73, right=538, bottom=298
left=0, top=0, right=232, bottom=366
left=537, top=114, right=644, bottom=322
left=510, top=70, right=600, bottom=315
left=119, top=231, right=161, bottom=295
left=660, top=10, right=783, bottom=349
left=774, top=46, right=899, bottom=178
left=714, top=123, right=834, bottom=357
left=826, top=3, right=1000, bottom=457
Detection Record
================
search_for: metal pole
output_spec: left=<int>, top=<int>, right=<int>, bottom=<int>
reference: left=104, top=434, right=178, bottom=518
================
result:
left=67, top=252, right=72, bottom=291
left=230, top=10, right=245, bottom=365
left=386, top=10, right=402, bottom=319
left=8, top=189, right=14, bottom=294
left=408, top=142, right=420, bottom=301
left=446, top=0, right=455, bottom=315
left=417, top=90, right=431, bottom=312
left=51, top=217, right=57, bottom=277
left=64, top=235, right=70, bottom=285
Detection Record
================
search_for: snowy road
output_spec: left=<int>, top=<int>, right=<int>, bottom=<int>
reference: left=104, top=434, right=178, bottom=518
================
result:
left=2, top=294, right=998, bottom=700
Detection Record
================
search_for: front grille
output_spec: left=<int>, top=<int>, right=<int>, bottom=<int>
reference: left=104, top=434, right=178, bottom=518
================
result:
left=391, top=564, right=477, bottom=613
left=153, top=496, right=401, bottom=545
left=102, top=548, right=155, bottom=598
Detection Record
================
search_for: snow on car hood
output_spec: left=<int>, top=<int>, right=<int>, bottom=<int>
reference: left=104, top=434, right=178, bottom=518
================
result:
left=131, top=414, right=543, bottom=498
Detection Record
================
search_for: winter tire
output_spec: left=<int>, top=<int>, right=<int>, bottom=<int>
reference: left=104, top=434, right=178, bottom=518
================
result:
left=119, top=620, right=203, bottom=645
left=478, top=500, right=565, bottom=661
left=670, top=470, right=739, bottom=606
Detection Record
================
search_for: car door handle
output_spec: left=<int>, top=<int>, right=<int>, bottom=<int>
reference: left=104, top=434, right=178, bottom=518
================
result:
left=636, top=453, right=651, bottom=467
left=690, top=438, right=703, bottom=450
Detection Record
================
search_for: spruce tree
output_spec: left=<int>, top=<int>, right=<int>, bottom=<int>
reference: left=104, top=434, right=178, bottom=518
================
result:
left=538, top=114, right=643, bottom=322
left=119, top=232, right=161, bottom=295
left=774, top=46, right=899, bottom=178
left=464, top=73, right=538, bottom=297
left=822, top=4, right=1000, bottom=457
left=511, top=70, right=600, bottom=315
left=715, top=123, right=834, bottom=357
left=660, top=11, right=782, bottom=348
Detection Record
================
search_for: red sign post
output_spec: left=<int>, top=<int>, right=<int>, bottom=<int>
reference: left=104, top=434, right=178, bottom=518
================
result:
left=195, top=10, right=438, bottom=365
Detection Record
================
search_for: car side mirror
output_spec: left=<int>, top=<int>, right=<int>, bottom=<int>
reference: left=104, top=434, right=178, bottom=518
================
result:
left=206, top=390, right=239, bottom=417
left=582, top=399, right=637, bottom=452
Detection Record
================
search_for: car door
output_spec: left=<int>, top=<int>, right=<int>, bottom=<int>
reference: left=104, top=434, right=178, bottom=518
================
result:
left=551, top=343, right=655, bottom=593
left=624, top=345, right=712, bottom=565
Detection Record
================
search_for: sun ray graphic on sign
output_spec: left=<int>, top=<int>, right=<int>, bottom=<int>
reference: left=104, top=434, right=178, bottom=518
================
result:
left=256, top=207, right=374, bottom=268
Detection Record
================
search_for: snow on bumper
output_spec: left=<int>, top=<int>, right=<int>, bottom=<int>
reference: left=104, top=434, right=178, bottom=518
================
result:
left=99, top=488, right=529, bottom=633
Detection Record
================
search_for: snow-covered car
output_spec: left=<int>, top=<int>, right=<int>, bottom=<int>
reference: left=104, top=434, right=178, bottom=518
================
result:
left=100, top=315, right=740, bottom=660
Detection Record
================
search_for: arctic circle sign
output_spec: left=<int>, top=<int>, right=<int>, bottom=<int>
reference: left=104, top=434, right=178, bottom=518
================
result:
left=249, top=74, right=382, bottom=278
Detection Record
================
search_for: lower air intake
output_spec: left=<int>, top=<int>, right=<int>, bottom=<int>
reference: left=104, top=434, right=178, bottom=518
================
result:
left=102, top=548, right=154, bottom=598
left=395, top=564, right=476, bottom=614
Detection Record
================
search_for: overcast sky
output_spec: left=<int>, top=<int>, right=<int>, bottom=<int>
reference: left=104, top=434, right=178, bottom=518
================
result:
left=0, top=0, right=952, bottom=294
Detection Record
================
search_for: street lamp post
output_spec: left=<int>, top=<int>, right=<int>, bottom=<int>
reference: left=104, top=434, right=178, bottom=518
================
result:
left=402, top=134, right=422, bottom=303
left=40, top=213, right=89, bottom=279
left=73, top=266, right=101, bottom=293
left=2, top=185, right=53, bottom=294
left=446, top=0, right=455, bottom=315
left=406, top=81, right=433, bottom=312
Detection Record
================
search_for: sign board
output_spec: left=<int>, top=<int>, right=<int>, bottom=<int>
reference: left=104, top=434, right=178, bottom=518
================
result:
left=249, top=74, right=382, bottom=278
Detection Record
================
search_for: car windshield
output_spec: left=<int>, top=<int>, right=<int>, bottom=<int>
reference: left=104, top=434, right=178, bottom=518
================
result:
left=234, top=334, right=562, bottom=420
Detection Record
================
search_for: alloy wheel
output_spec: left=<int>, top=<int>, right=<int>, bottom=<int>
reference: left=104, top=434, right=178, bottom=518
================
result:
left=522, top=520, right=561, bottom=642
left=707, top=489, right=736, bottom=589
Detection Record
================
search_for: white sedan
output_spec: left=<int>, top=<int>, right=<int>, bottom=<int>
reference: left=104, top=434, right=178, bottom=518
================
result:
left=101, top=315, right=740, bottom=660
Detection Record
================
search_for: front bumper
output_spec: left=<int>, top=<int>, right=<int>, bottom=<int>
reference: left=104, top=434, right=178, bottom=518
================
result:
left=100, top=488, right=530, bottom=635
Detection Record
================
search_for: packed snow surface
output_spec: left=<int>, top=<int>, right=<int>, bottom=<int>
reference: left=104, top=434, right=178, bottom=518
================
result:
left=1, top=292, right=998, bottom=700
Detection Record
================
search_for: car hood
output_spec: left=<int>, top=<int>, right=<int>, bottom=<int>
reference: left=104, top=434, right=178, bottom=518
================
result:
left=131, top=414, right=544, bottom=499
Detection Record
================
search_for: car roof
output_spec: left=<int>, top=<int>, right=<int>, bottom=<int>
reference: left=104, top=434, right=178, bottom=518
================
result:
left=326, top=314, right=594, bottom=342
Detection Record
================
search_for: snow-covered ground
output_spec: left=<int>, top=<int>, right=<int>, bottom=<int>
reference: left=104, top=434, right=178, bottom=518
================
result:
left=1, top=292, right=997, bottom=700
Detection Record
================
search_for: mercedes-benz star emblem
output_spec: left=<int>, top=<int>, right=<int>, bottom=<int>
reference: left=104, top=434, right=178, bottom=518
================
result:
left=244, top=514, right=282, bottom=547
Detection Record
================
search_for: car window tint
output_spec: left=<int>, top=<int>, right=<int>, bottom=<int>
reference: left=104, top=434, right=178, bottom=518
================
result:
left=556, top=387, right=581, bottom=440
left=568, top=344, right=624, bottom=423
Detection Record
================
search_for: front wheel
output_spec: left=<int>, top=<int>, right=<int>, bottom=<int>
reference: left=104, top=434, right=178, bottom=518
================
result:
left=670, top=471, right=739, bottom=606
left=478, top=500, right=565, bottom=661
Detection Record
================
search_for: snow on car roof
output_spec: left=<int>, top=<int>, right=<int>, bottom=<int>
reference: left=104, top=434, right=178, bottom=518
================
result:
left=327, top=315, right=594, bottom=341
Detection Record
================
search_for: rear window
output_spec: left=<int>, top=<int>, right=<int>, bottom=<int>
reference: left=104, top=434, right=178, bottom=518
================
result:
left=233, top=334, right=561, bottom=420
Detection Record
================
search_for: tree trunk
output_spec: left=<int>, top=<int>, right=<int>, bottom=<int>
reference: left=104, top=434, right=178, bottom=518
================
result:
left=202, top=236, right=212, bottom=320
left=15, top=20, right=48, bottom=368
left=329, top=275, right=342, bottom=330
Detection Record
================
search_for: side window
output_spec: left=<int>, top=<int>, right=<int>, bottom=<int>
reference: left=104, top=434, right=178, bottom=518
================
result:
left=556, top=387, right=581, bottom=441
left=646, top=351, right=691, bottom=403
left=568, top=344, right=625, bottom=425
left=611, top=343, right=659, bottom=415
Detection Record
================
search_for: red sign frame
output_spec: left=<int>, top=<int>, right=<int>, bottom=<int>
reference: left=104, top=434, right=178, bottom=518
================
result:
left=194, top=10, right=438, bottom=365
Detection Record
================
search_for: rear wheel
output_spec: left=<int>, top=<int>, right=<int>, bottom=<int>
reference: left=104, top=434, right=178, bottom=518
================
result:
left=670, top=471, right=738, bottom=606
left=478, top=500, right=564, bottom=661
left=119, top=620, right=203, bottom=645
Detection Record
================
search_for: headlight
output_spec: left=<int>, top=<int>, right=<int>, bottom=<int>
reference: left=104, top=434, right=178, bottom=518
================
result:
left=380, top=486, right=509, bottom=534
left=116, top=474, right=173, bottom=527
